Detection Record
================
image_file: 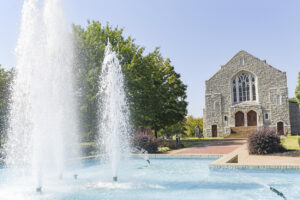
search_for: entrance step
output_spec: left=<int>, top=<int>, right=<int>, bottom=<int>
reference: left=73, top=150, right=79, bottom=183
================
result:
left=226, top=126, right=257, bottom=138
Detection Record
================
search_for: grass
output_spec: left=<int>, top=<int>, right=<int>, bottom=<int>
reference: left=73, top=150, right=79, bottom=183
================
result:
left=180, top=137, right=224, bottom=148
left=79, top=137, right=225, bottom=153
left=281, top=136, right=300, bottom=150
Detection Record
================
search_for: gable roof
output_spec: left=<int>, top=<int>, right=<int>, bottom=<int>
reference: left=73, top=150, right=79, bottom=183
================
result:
left=224, top=50, right=283, bottom=73
left=207, top=50, right=284, bottom=82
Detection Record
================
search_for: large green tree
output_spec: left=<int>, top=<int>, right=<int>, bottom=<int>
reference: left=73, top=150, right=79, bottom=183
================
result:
left=127, top=50, right=187, bottom=137
left=73, top=21, right=187, bottom=140
left=296, top=72, right=300, bottom=108
left=72, top=21, right=139, bottom=140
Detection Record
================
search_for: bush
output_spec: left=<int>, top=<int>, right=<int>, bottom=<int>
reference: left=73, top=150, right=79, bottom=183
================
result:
left=158, top=139, right=184, bottom=150
left=298, top=137, right=300, bottom=148
left=133, top=132, right=158, bottom=153
left=248, top=127, right=285, bottom=155
left=158, top=147, right=170, bottom=153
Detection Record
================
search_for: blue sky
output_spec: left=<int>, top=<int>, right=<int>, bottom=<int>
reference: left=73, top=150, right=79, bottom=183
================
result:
left=1, top=0, right=300, bottom=117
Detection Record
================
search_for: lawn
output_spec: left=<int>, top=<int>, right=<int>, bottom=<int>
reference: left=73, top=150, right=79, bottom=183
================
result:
left=180, top=137, right=224, bottom=148
left=281, top=136, right=300, bottom=150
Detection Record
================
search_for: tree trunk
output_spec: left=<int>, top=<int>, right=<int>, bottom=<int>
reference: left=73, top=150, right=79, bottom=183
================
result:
left=154, top=129, right=158, bottom=138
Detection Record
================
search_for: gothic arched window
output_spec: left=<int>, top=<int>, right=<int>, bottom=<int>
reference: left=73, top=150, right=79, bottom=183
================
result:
left=232, top=72, right=256, bottom=103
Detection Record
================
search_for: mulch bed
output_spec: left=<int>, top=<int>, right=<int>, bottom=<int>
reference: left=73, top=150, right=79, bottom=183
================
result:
left=270, top=150, right=300, bottom=157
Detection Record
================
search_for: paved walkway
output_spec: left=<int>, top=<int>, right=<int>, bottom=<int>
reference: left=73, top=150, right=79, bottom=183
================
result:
left=210, top=144, right=300, bottom=169
left=167, top=139, right=247, bottom=155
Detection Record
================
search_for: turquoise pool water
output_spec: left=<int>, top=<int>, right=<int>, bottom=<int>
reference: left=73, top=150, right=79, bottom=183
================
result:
left=0, top=157, right=299, bottom=200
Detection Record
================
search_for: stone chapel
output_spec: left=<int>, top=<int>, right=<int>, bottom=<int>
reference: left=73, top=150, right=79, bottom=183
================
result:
left=203, top=50, right=300, bottom=137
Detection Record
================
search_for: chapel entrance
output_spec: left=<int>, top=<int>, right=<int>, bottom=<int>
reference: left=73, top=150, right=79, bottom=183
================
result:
left=277, top=122, right=284, bottom=135
left=247, top=110, right=257, bottom=126
left=212, top=125, right=217, bottom=137
left=235, top=111, right=244, bottom=127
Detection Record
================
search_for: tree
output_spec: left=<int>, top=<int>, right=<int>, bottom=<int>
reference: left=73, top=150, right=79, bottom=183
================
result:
left=127, top=50, right=187, bottom=137
left=289, top=97, right=297, bottom=103
left=184, top=115, right=203, bottom=137
left=72, top=21, right=139, bottom=140
left=159, top=119, right=186, bottom=138
left=296, top=72, right=300, bottom=108
left=73, top=21, right=187, bottom=140
left=0, top=66, right=13, bottom=147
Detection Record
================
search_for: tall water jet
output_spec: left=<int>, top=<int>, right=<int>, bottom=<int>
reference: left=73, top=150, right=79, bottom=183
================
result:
left=97, top=42, right=131, bottom=182
left=5, top=0, right=79, bottom=191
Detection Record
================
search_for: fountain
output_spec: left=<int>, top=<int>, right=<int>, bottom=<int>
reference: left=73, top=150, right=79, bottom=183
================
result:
left=0, top=0, right=298, bottom=199
left=4, top=0, right=79, bottom=192
left=97, top=42, right=131, bottom=182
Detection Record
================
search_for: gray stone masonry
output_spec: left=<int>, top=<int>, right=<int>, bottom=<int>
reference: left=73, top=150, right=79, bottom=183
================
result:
left=289, top=101, right=300, bottom=134
left=203, top=50, right=296, bottom=137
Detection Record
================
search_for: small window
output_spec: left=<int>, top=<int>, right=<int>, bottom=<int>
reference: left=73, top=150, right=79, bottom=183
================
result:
left=224, top=116, right=227, bottom=121
left=277, top=95, right=281, bottom=105
left=240, top=57, right=245, bottom=65
left=264, top=113, right=269, bottom=120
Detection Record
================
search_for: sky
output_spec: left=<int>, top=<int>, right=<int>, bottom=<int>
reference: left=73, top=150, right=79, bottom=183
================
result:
left=0, top=0, right=299, bottom=118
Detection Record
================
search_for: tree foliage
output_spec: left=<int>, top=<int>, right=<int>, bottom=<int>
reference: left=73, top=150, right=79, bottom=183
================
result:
left=0, top=66, right=13, bottom=147
left=289, top=97, right=297, bottom=103
left=73, top=21, right=187, bottom=140
left=159, top=119, right=186, bottom=138
left=184, top=115, right=203, bottom=137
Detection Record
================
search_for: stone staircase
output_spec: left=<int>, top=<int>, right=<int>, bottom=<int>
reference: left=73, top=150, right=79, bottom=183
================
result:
left=225, top=126, right=258, bottom=138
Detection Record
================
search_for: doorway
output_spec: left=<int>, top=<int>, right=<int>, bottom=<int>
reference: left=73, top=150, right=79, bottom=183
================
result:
left=235, top=111, right=244, bottom=127
left=212, top=125, right=217, bottom=137
left=247, top=110, right=257, bottom=126
left=277, top=122, right=284, bottom=135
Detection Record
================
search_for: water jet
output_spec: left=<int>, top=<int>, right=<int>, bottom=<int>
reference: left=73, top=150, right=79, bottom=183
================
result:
left=4, top=0, right=79, bottom=192
left=97, top=42, right=131, bottom=183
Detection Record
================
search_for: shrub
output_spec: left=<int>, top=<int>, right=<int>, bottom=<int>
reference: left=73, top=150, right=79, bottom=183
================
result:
left=158, top=147, right=170, bottom=153
left=247, top=127, right=285, bottom=155
left=133, top=132, right=158, bottom=153
left=158, top=139, right=184, bottom=150
left=298, top=137, right=300, bottom=148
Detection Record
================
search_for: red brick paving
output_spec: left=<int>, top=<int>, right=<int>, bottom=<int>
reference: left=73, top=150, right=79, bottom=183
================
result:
left=168, top=139, right=247, bottom=155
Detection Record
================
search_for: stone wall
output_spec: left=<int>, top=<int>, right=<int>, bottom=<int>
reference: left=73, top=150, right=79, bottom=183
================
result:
left=204, top=50, right=291, bottom=136
left=289, top=101, right=300, bottom=134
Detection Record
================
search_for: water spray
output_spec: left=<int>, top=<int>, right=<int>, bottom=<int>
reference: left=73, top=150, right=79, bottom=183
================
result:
left=5, top=0, right=79, bottom=192
left=98, top=42, right=131, bottom=184
left=59, top=173, right=63, bottom=180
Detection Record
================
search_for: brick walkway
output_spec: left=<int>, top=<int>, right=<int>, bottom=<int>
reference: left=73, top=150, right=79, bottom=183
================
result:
left=167, top=139, right=247, bottom=155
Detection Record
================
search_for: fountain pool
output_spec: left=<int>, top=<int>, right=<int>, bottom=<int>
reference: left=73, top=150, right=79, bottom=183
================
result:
left=0, top=157, right=299, bottom=200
